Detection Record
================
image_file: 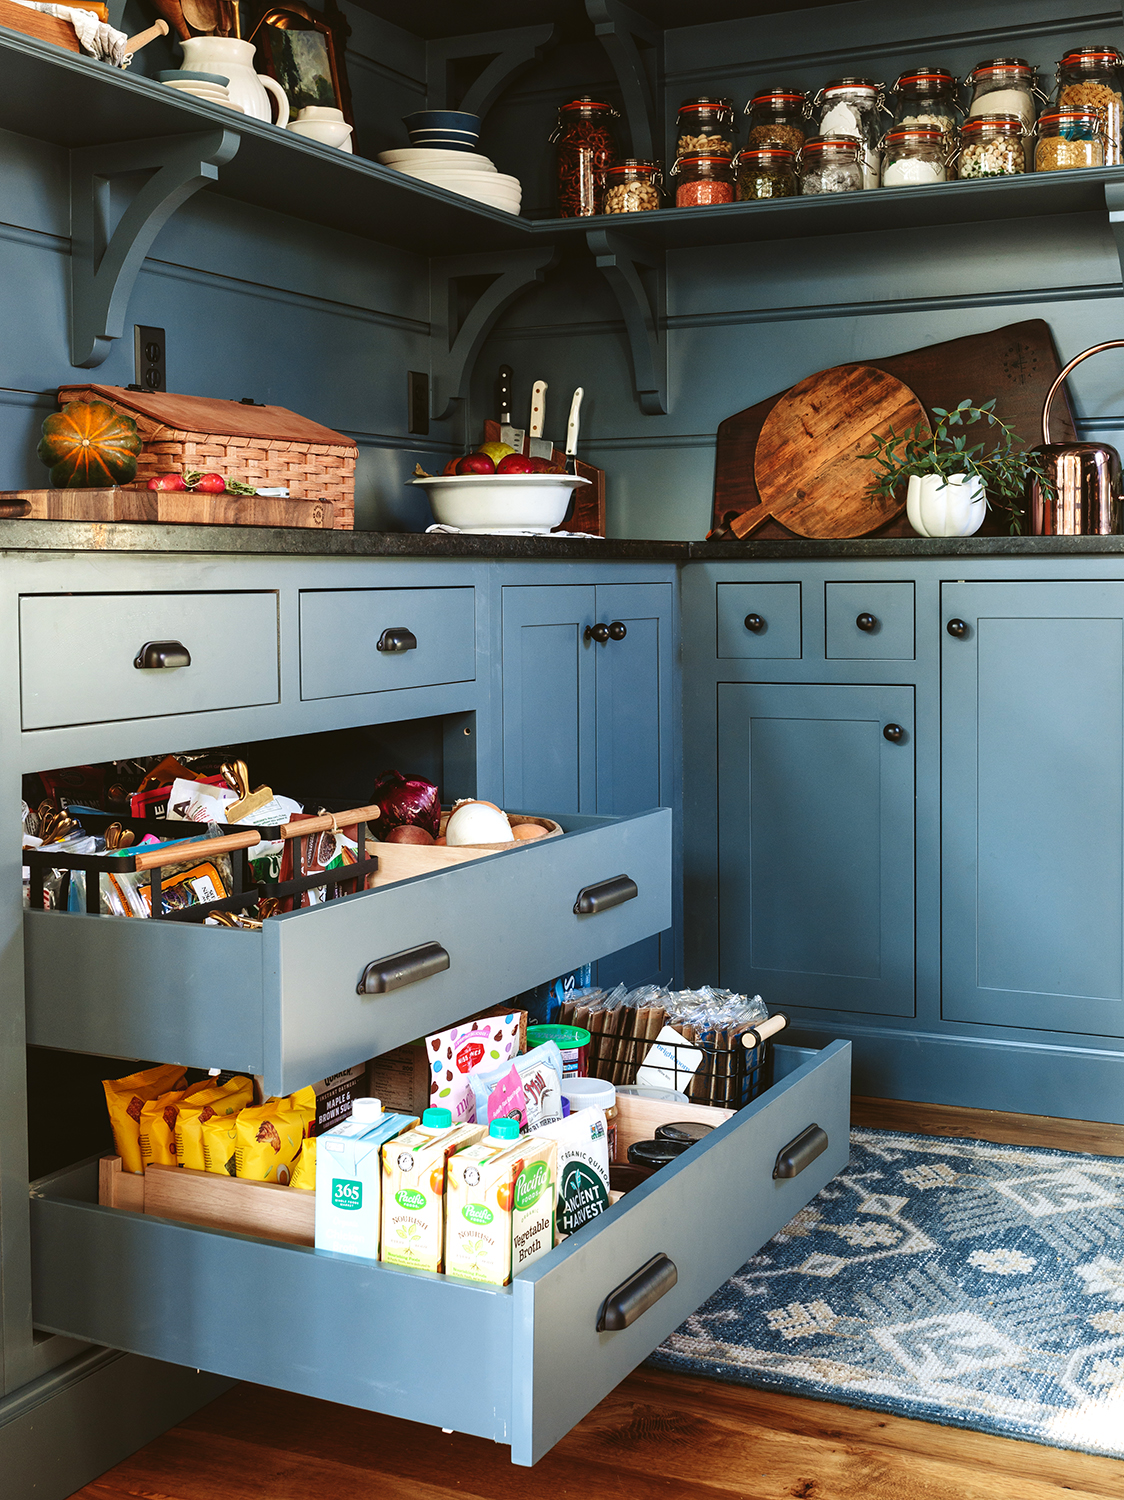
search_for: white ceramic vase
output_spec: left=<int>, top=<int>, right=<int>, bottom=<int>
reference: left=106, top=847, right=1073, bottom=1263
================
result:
left=905, top=472, right=987, bottom=537
left=179, top=37, right=289, bottom=126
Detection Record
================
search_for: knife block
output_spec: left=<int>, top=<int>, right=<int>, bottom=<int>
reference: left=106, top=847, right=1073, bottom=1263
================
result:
left=483, top=420, right=605, bottom=537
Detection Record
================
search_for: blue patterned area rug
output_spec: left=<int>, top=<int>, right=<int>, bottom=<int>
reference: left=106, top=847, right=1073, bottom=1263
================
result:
left=649, top=1126, right=1124, bottom=1457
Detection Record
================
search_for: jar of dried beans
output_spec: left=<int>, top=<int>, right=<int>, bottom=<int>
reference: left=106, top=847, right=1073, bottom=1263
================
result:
left=1035, top=107, right=1107, bottom=172
left=671, top=153, right=735, bottom=206
left=735, top=146, right=797, bottom=200
left=675, top=97, right=736, bottom=159
left=816, top=77, right=887, bottom=188
left=552, top=96, right=619, bottom=217
left=966, top=57, right=1040, bottom=132
left=744, top=87, right=810, bottom=154
left=881, top=126, right=947, bottom=186
left=800, top=135, right=863, bottom=194
left=603, top=159, right=663, bottom=213
left=957, top=113, right=1027, bottom=177
left=1055, top=46, right=1124, bottom=165
left=891, top=67, right=960, bottom=175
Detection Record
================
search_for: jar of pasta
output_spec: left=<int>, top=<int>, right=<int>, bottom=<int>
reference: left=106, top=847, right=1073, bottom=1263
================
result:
left=891, top=67, right=960, bottom=174
left=800, top=135, right=863, bottom=194
left=735, top=146, right=797, bottom=199
left=957, top=114, right=1027, bottom=177
left=881, top=126, right=947, bottom=186
left=1035, top=107, right=1107, bottom=172
left=743, top=88, right=810, bottom=153
left=966, top=57, right=1039, bottom=132
left=816, top=77, right=887, bottom=188
left=603, top=159, right=662, bottom=213
left=671, top=153, right=735, bottom=206
left=1055, top=46, right=1124, bottom=165
left=552, top=97, right=618, bottom=218
left=675, top=97, right=736, bottom=160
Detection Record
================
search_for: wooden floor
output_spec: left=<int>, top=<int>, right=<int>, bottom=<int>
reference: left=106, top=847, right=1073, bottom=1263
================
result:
left=73, top=1101, right=1124, bottom=1500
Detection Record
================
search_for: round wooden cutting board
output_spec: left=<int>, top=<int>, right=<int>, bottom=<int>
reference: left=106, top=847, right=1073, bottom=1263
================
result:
left=753, top=364, right=930, bottom=538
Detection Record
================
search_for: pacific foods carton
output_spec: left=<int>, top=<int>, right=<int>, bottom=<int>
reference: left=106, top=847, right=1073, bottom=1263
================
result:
left=445, top=1136, right=557, bottom=1286
left=314, top=1109, right=418, bottom=1260
left=381, top=1122, right=485, bottom=1272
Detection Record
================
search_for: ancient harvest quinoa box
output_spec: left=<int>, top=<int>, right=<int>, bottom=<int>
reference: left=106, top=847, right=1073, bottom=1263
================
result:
left=381, top=1122, right=485, bottom=1272
left=446, top=1136, right=557, bottom=1286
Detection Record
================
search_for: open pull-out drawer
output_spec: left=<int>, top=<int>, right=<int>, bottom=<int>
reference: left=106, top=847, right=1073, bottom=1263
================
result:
left=24, top=808, right=671, bottom=1095
left=30, top=1041, right=850, bottom=1466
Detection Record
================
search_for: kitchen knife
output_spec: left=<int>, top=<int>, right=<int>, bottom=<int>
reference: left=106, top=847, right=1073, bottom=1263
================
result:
left=497, top=365, right=524, bottom=454
left=528, top=380, right=553, bottom=460
left=565, top=387, right=583, bottom=473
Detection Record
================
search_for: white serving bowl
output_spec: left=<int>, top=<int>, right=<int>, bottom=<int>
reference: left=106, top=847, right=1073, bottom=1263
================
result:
left=379, top=148, right=496, bottom=170
left=409, top=472, right=589, bottom=533
left=288, top=119, right=354, bottom=148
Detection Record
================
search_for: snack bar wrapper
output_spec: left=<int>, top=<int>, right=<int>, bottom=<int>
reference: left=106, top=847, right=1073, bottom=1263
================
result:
left=103, top=1064, right=188, bottom=1174
left=202, top=1114, right=239, bottom=1176
left=469, top=1041, right=564, bottom=1133
left=235, top=1096, right=308, bottom=1183
left=425, top=1012, right=525, bottom=1124
left=175, top=1075, right=254, bottom=1171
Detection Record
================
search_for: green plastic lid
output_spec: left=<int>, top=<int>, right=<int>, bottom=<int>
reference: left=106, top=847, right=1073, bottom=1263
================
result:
left=526, top=1024, right=591, bottom=1049
left=422, top=1107, right=453, bottom=1128
left=489, top=1118, right=520, bottom=1140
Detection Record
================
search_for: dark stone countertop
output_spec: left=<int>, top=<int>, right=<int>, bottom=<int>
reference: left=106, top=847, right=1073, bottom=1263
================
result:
left=4, top=520, right=1124, bottom=559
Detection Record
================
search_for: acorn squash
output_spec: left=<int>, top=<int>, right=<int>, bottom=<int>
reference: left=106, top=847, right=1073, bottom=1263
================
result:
left=37, top=401, right=142, bottom=488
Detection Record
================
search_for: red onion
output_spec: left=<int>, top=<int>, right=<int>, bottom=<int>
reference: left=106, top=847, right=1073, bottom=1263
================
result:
left=371, top=769, right=440, bottom=839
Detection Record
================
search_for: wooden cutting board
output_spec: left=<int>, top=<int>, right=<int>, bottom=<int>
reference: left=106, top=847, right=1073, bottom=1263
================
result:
left=749, top=365, right=928, bottom=539
left=713, top=319, right=1078, bottom=538
left=0, top=489, right=335, bottom=529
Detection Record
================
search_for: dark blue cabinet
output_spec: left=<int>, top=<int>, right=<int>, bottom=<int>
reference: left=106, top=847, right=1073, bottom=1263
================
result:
left=718, top=682, right=915, bottom=1017
left=501, top=580, right=676, bottom=984
left=942, top=581, right=1124, bottom=1039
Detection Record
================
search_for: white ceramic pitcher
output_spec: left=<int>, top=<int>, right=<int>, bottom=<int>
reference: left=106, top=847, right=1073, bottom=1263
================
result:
left=180, top=37, right=289, bottom=126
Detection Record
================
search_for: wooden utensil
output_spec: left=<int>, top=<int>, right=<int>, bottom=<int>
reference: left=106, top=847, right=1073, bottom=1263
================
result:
left=746, top=365, right=928, bottom=539
left=146, top=0, right=192, bottom=41
left=180, top=0, right=218, bottom=30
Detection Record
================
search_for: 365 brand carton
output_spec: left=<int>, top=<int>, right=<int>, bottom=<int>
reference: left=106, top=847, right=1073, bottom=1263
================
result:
left=314, top=1106, right=418, bottom=1260
left=445, top=1136, right=557, bottom=1286
left=381, top=1122, right=485, bottom=1272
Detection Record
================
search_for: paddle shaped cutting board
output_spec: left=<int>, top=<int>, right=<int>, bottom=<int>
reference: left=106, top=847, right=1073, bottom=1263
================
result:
left=745, top=364, right=929, bottom=539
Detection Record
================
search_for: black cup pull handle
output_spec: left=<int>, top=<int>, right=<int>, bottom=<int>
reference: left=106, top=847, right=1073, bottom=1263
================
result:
left=947, top=618, right=969, bottom=639
left=357, top=941, right=449, bottom=994
left=883, top=723, right=905, bottom=743
left=856, top=612, right=878, bottom=632
left=773, top=1124, right=829, bottom=1180
left=134, top=640, right=191, bottom=670
left=597, top=1253, right=678, bottom=1332
left=377, top=627, right=418, bottom=653
left=574, top=874, right=638, bottom=915
left=744, top=613, right=765, bottom=633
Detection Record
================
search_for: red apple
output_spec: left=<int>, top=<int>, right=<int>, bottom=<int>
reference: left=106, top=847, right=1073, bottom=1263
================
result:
left=443, top=458, right=461, bottom=475
left=455, top=452, right=496, bottom=475
left=524, top=456, right=553, bottom=473
left=497, top=453, right=535, bottom=474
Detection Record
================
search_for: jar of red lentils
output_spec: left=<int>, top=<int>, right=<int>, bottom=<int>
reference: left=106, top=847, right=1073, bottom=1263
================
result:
left=672, top=153, right=735, bottom=206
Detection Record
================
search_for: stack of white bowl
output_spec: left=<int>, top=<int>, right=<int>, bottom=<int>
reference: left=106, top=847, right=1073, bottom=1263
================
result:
left=158, top=69, right=244, bottom=113
left=376, top=148, right=522, bottom=215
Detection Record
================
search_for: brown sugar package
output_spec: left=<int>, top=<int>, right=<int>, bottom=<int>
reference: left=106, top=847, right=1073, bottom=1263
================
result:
left=175, top=1075, right=255, bottom=1171
left=103, top=1064, right=188, bottom=1174
left=235, top=1095, right=308, bottom=1183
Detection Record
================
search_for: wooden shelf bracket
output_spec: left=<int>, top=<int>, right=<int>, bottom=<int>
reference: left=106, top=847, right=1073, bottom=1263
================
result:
left=429, top=246, right=561, bottom=427
left=426, top=23, right=557, bottom=118
left=70, top=129, right=240, bottom=369
left=587, top=228, right=666, bottom=415
left=586, top=0, right=663, bottom=162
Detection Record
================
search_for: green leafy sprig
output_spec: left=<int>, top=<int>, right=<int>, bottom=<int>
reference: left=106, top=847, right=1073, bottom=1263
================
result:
left=862, top=398, right=1054, bottom=535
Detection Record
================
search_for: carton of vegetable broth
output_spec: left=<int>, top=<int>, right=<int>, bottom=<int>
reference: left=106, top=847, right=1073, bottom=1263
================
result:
left=446, top=1136, right=557, bottom=1286
left=381, top=1121, right=485, bottom=1272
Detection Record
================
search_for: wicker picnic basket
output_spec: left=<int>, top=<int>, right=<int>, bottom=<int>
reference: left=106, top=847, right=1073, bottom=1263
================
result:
left=57, top=385, right=357, bottom=529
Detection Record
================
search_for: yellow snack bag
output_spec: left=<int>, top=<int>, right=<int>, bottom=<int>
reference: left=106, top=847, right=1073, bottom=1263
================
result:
left=175, top=1076, right=254, bottom=1171
left=235, top=1096, right=307, bottom=1183
left=139, top=1080, right=203, bottom=1170
left=103, top=1064, right=187, bottom=1174
left=290, top=1085, right=316, bottom=1136
left=289, top=1137, right=316, bottom=1192
left=202, top=1114, right=239, bottom=1176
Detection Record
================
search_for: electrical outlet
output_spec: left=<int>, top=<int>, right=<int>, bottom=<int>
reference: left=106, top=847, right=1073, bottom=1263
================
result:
left=134, top=325, right=166, bottom=392
left=408, top=370, right=429, bottom=436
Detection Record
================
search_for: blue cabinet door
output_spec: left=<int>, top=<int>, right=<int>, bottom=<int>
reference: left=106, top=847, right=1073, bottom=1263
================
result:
left=718, top=682, right=915, bottom=1016
left=942, top=581, right=1124, bottom=1038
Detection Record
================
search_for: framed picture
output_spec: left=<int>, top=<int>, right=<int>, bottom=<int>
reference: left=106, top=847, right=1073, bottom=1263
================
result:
left=254, top=0, right=353, bottom=126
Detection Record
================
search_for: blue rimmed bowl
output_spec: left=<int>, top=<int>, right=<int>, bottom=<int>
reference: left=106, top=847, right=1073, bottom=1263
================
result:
left=403, top=109, right=481, bottom=152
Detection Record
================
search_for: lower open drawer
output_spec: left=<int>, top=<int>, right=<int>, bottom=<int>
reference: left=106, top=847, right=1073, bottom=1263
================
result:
left=30, top=1040, right=850, bottom=1465
left=24, top=807, right=671, bottom=1095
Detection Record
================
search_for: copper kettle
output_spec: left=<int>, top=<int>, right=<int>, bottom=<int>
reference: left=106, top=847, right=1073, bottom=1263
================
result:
left=1028, top=341, right=1122, bottom=534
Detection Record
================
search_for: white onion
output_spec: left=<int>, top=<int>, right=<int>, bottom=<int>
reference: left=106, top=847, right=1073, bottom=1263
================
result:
left=445, top=800, right=514, bottom=845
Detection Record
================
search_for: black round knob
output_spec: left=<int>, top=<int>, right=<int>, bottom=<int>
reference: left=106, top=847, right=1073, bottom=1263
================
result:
left=585, top=622, right=609, bottom=643
left=744, top=613, right=765, bottom=634
left=856, top=612, right=878, bottom=633
left=947, top=618, right=969, bottom=638
left=883, top=723, right=905, bottom=743
left=607, top=620, right=627, bottom=641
